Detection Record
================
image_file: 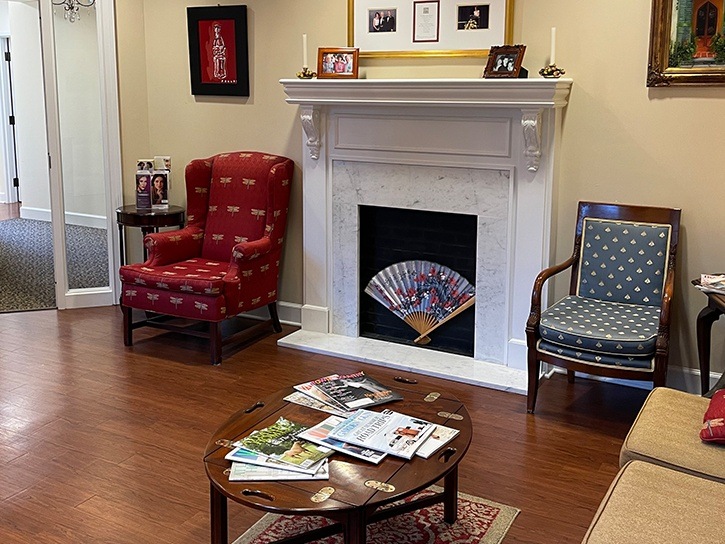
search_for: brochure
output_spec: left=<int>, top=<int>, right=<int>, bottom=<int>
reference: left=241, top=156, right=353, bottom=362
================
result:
left=328, top=409, right=436, bottom=460
left=224, top=446, right=326, bottom=475
left=228, top=458, right=329, bottom=482
left=298, top=415, right=387, bottom=464
left=313, top=371, right=403, bottom=410
left=237, top=416, right=334, bottom=469
left=415, top=425, right=460, bottom=459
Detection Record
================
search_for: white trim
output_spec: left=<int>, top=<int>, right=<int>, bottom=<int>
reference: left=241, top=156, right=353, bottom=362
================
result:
left=19, top=206, right=106, bottom=228
left=0, top=36, right=16, bottom=203
left=242, top=301, right=302, bottom=326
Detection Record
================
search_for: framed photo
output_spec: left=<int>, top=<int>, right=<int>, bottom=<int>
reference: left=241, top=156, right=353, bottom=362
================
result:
left=317, top=47, right=360, bottom=79
left=348, top=0, right=513, bottom=58
left=648, top=0, right=725, bottom=86
left=186, top=5, right=249, bottom=96
left=483, top=44, right=526, bottom=78
left=413, top=1, right=440, bottom=43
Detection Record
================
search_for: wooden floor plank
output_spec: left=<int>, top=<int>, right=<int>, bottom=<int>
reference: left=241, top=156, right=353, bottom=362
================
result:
left=0, top=306, right=651, bottom=543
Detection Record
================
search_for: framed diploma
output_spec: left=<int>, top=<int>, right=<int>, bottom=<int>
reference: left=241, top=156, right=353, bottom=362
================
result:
left=413, top=1, right=440, bottom=43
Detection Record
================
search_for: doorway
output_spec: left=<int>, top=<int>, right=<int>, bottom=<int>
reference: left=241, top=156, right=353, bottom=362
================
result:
left=0, top=0, right=121, bottom=312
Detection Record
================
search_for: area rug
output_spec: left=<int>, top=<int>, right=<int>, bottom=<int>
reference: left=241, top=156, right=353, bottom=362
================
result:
left=0, top=218, right=108, bottom=312
left=232, top=486, right=520, bottom=544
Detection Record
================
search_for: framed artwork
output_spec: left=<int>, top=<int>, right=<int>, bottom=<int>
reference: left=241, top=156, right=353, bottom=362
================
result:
left=648, top=0, right=725, bottom=86
left=317, top=47, right=360, bottom=78
left=483, top=44, right=526, bottom=78
left=348, top=0, right=514, bottom=57
left=187, top=5, right=250, bottom=96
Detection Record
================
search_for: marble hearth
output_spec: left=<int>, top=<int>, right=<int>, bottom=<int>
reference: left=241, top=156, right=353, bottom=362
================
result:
left=279, top=78, right=572, bottom=393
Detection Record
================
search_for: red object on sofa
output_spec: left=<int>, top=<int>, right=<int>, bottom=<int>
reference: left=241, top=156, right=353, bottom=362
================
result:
left=120, top=151, right=293, bottom=364
left=700, top=389, right=725, bottom=444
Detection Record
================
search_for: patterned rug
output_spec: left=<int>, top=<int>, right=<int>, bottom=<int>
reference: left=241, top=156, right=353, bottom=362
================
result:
left=0, top=218, right=108, bottom=312
left=232, top=486, right=519, bottom=544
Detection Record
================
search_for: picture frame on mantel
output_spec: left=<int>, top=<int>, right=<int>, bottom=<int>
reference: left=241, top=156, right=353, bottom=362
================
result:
left=648, top=0, right=725, bottom=86
left=483, top=44, right=526, bottom=78
left=347, top=0, right=514, bottom=58
left=187, top=5, right=250, bottom=96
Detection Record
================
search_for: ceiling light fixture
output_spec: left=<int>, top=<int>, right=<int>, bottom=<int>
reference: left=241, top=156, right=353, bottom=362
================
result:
left=52, top=0, right=96, bottom=23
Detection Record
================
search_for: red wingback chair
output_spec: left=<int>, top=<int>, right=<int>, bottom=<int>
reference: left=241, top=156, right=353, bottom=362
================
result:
left=120, top=151, right=294, bottom=364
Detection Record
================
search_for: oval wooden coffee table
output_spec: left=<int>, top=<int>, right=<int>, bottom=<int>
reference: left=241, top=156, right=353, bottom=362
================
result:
left=203, top=377, right=472, bottom=544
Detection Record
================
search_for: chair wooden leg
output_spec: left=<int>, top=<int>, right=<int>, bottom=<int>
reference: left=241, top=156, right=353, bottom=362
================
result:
left=210, top=322, right=222, bottom=365
left=268, top=302, right=282, bottom=333
left=567, top=370, right=575, bottom=384
left=527, top=350, right=540, bottom=414
left=122, top=305, right=133, bottom=346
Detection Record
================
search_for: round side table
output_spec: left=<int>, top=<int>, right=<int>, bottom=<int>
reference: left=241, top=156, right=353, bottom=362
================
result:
left=116, top=205, right=185, bottom=265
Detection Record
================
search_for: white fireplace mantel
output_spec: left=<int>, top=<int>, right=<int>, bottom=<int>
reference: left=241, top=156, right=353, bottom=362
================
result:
left=279, top=78, right=572, bottom=394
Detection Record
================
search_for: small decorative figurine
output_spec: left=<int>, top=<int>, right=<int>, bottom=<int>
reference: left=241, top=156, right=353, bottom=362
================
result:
left=296, top=66, right=317, bottom=79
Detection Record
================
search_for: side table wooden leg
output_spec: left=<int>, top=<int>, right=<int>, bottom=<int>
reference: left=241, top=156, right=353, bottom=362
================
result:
left=342, top=509, right=366, bottom=544
left=696, top=305, right=721, bottom=395
left=443, top=466, right=459, bottom=524
left=210, top=482, right=228, bottom=544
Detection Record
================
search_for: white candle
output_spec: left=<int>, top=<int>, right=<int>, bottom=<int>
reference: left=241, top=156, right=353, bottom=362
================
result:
left=302, top=33, right=308, bottom=68
left=550, top=27, right=556, bottom=65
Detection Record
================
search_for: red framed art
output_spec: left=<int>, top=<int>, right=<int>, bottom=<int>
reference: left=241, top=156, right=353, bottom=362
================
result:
left=187, top=5, right=250, bottom=97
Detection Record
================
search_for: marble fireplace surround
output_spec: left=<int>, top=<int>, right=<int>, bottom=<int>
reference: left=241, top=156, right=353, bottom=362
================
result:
left=279, top=78, right=572, bottom=394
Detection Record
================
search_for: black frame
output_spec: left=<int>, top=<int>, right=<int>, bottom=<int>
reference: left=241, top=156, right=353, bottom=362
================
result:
left=483, top=44, right=526, bottom=78
left=187, top=5, right=250, bottom=97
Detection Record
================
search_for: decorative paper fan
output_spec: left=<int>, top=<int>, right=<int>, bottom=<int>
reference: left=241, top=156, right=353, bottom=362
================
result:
left=364, top=260, right=476, bottom=345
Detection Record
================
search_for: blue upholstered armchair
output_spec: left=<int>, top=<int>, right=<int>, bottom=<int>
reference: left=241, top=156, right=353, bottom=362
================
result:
left=525, top=202, right=681, bottom=413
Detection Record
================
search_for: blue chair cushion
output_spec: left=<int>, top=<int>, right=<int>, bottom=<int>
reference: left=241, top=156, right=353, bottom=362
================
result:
left=577, top=218, right=671, bottom=306
left=539, top=295, right=660, bottom=356
left=538, top=339, right=654, bottom=370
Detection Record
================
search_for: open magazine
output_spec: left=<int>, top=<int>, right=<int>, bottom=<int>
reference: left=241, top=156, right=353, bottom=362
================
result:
left=328, top=409, right=435, bottom=459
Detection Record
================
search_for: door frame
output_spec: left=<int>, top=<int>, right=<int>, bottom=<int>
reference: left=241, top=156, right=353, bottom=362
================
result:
left=39, top=0, right=122, bottom=309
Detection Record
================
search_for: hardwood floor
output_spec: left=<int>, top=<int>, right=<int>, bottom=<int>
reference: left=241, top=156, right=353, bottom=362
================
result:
left=0, top=307, right=650, bottom=543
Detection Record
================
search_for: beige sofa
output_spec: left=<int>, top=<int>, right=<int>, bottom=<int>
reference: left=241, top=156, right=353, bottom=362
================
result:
left=581, top=387, right=725, bottom=543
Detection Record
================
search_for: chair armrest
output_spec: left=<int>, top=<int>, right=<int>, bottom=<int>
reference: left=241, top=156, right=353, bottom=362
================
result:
left=231, top=236, right=273, bottom=263
left=144, top=226, right=204, bottom=266
left=526, top=256, right=576, bottom=331
left=656, top=265, right=677, bottom=354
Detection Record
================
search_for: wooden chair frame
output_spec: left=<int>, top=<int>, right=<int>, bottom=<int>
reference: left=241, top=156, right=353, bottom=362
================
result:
left=525, top=201, right=681, bottom=413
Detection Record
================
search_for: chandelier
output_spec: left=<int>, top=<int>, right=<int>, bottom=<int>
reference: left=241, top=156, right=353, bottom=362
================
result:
left=52, top=0, right=96, bottom=23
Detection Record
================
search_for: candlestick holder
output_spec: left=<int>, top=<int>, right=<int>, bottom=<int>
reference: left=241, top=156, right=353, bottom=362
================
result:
left=296, top=66, right=316, bottom=79
left=539, top=63, right=565, bottom=78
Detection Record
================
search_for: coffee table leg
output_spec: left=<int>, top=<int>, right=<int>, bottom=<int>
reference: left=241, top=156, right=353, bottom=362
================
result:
left=210, top=482, right=228, bottom=544
left=443, top=466, right=459, bottom=524
left=342, top=508, right=366, bottom=544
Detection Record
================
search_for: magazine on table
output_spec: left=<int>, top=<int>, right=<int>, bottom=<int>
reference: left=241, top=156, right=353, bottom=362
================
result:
left=228, top=458, right=329, bottom=482
left=224, top=445, right=327, bottom=475
left=415, top=425, right=460, bottom=459
left=283, top=391, right=350, bottom=417
left=328, top=409, right=436, bottom=460
left=313, top=371, right=403, bottom=410
left=297, top=415, right=388, bottom=464
left=237, top=416, right=334, bottom=469
left=293, top=374, right=349, bottom=412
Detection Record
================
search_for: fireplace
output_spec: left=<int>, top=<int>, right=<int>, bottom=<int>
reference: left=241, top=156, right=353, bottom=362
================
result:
left=359, top=205, right=477, bottom=357
left=279, top=78, right=572, bottom=393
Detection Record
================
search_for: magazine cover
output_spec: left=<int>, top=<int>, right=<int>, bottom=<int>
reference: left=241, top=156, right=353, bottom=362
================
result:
left=415, top=425, right=460, bottom=459
left=293, top=374, right=348, bottom=412
left=150, top=170, right=169, bottom=209
left=224, top=446, right=326, bottom=475
left=298, top=415, right=387, bottom=464
left=313, top=371, right=403, bottom=410
left=283, top=391, right=349, bottom=417
left=228, top=459, right=329, bottom=482
left=135, top=172, right=152, bottom=209
left=328, top=409, right=436, bottom=459
left=238, top=417, right=333, bottom=469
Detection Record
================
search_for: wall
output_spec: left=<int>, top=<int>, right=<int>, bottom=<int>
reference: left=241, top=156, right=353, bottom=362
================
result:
left=116, top=1, right=725, bottom=379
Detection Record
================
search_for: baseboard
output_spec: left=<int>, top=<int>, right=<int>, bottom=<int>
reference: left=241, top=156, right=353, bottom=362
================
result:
left=549, top=365, right=720, bottom=395
left=241, top=301, right=302, bottom=326
left=19, top=206, right=106, bottom=229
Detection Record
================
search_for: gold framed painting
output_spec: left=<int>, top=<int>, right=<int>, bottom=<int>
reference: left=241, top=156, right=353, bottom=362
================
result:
left=648, top=0, right=725, bottom=86
left=347, top=0, right=514, bottom=58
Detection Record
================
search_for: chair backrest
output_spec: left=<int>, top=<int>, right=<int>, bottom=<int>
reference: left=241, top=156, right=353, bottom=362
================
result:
left=184, top=151, right=293, bottom=262
left=570, top=202, right=681, bottom=306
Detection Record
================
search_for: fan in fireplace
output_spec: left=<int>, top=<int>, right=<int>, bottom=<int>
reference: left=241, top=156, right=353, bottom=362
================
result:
left=364, top=260, right=475, bottom=345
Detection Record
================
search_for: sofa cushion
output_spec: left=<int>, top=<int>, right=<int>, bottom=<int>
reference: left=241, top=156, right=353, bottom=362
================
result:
left=620, top=387, right=725, bottom=483
left=581, top=461, right=725, bottom=544
left=700, top=389, right=725, bottom=444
